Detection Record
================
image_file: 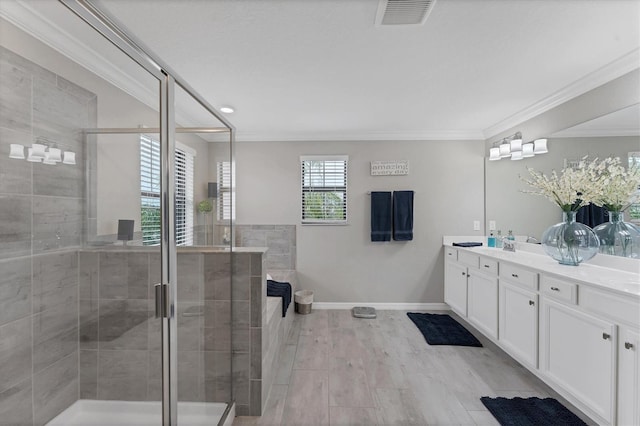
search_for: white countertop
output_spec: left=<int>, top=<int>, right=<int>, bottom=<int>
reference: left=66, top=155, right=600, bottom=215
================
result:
left=444, top=238, right=640, bottom=298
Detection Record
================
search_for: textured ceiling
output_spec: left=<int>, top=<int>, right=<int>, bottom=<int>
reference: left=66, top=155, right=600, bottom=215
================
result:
left=5, top=0, right=640, bottom=141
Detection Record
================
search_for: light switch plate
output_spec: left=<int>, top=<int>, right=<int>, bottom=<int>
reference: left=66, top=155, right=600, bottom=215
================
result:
left=473, top=220, right=480, bottom=231
left=489, top=220, right=496, bottom=231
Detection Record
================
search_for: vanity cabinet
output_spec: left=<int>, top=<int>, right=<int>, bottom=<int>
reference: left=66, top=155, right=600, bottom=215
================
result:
left=443, top=242, right=639, bottom=425
left=618, top=326, right=640, bottom=426
left=499, top=281, right=538, bottom=368
left=540, top=297, right=616, bottom=425
left=467, top=266, right=498, bottom=339
left=444, top=255, right=468, bottom=316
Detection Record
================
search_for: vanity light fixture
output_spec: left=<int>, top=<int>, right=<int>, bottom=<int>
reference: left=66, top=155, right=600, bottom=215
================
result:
left=487, top=132, right=548, bottom=161
left=8, top=138, right=76, bottom=166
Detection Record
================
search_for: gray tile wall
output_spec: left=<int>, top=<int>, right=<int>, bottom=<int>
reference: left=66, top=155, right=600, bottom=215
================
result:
left=0, top=46, right=96, bottom=426
left=77, top=249, right=234, bottom=407
left=235, top=225, right=296, bottom=270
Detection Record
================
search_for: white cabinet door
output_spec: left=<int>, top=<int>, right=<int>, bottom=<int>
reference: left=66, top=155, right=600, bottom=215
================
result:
left=445, top=260, right=468, bottom=316
left=467, top=269, right=498, bottom=339
left=499, top=281, right=538, bottom=368
left=541, top=298, right=616, bottom=425
left=618, top=326, right=640, bottom=426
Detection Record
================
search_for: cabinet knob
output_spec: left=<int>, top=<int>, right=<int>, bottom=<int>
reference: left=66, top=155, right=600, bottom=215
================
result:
left=550, top=287, right=560, bottom=291
left=511, top=273, right=518, bottom=278
left=484, top=264, right=490, bottom=268
left=602, top=332, right=611, bottom=340
left=461, top=272, right=466, bottom=276
left=625, top=342, right=634, bottom=350
left=529, top=300, right=535, bottom=306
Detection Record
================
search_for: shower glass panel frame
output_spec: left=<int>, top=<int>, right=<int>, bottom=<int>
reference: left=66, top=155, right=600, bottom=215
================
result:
left=60, top=1, right=236, bottom=425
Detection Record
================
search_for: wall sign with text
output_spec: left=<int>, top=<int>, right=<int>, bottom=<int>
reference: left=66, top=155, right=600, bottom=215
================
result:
left=370, top=160, right=409, bottom=176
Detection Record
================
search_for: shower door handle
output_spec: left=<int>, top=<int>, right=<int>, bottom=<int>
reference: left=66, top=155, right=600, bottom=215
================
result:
left=155, top=283, right=169, bottom=318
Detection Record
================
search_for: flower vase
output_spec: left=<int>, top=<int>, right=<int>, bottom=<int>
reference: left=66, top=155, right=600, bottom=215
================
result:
left=541, top=210, right=599, bottom=266
left=593, top=211, right=640, bottom=258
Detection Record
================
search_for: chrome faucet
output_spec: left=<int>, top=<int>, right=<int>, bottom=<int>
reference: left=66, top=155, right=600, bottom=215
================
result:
left=526, top=236, right=539, bottom=244
left=502, top=238, right=516, bottom=252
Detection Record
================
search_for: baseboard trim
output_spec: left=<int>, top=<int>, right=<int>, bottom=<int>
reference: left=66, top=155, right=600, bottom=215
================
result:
left=312, top=302, right=449, bottom=311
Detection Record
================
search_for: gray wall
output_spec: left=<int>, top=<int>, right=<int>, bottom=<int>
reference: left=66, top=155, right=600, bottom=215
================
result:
left=235, top=139, right=485, bottom=304
left=0, top=44, right=96, bottom=425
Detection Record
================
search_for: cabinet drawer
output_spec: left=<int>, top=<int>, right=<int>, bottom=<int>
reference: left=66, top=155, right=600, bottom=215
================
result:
left=445, top=247, right=458, bottom=261
left=580, top=285, right=640, bottom=326
left=500, top=263, right=538, bottom=290
left=541, top=275, right=577, bottom=305
left=479, top=257, right=498, bottom=275
left=458, top=251, right=479, bottom=268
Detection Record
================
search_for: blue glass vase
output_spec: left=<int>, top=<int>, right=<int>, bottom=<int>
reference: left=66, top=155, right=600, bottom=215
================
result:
left=593, top=211, right=640, bottom=258
left=541, top=210, right=599, bottom=266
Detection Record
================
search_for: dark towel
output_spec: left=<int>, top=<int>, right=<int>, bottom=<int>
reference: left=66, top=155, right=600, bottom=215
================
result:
left=393, top=190, right=414, bottom=241
left=267, top=280, right=292, bottom=317
left=453, top=242, right=483, bottom=247
left=371, top=191, right=392, bottom=242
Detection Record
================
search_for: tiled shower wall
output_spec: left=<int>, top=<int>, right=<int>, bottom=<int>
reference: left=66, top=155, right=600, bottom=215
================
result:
left=77, top=249, right=233, bottom=404
left=0, top=46, right=96, bottom=425
left=235, top=225, right=296, bottom=270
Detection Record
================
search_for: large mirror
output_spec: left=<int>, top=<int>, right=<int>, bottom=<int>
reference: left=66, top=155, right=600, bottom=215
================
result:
left=485, top=103, right=640, bottom=243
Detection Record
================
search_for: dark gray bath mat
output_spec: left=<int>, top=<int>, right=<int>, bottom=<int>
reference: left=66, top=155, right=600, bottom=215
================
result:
left=406, top=312, right=482, bottom=347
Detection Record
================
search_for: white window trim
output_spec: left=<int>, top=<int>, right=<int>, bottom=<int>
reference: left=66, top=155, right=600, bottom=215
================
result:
left=300, top=155, right=348, bottom=225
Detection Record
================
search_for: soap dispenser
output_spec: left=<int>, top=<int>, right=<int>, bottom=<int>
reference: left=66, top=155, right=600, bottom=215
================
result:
left=508, top=230, right=515, bottom=241
left=487, top=232, right=496, bottom=248
left=496, top=230, right=503, bottom=248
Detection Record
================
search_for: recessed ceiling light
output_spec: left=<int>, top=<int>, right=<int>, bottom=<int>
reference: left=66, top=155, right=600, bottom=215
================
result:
left=220, top=106, right=234, bottom=114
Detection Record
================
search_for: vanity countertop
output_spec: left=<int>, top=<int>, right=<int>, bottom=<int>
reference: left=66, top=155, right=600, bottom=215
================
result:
left=444, top=240, right=640, bottom=298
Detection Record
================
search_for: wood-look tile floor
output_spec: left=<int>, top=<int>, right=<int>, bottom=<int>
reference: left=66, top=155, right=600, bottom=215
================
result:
left=233, top=310, right=594, bottom=425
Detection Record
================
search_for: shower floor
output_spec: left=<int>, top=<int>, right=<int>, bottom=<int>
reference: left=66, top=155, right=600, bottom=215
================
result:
left=46, top=400, right=232, bottom=426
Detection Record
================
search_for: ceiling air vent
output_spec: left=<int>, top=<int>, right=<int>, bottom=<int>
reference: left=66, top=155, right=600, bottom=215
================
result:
left=375, top=0, right=437, bottom=26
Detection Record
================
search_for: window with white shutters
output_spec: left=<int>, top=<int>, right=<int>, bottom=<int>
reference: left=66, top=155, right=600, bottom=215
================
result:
left=217, top=161, right=235, bottom=221
left=140, top=135, right=195, bottom=246
left=300, top=155, right=348, bottom=224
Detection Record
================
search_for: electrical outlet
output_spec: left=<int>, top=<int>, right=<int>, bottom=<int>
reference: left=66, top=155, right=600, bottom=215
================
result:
left=473, top=220, right=480, bottom=231
left=489, top=220, right=496, bottom=231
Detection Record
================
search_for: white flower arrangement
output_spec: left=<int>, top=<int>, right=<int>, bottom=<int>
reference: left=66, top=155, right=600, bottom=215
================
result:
left=522, top=156, right=640, bottom=213
left=587, top=156, right=640, bottom=212
left=521, top=156, right=597, bottom=212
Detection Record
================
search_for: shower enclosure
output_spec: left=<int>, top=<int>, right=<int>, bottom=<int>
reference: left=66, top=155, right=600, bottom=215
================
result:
left=0, top=1, right=235, bottom=425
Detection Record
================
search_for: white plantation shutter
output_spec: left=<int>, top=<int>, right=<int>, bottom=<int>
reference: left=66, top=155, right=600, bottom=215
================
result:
left=175, top=144, right=195, bottom=246
left=217, top=161, right=235, bottom=221
left=140, top=135, right=161, bottom=245
left=140, top=135, right=195, bottom=246
left=300, top=155, right=348, bottom=224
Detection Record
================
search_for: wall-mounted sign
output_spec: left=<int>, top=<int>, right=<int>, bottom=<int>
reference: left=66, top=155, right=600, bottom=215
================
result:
left=370, top=160, right=409, bottom=176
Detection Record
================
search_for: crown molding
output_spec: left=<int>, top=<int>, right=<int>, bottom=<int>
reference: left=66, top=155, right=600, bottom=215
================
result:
left=0, top=1, right=161, bottom=112
left=483, top=49, right=640, bottom=140
left=227, top=129, right=484, bottom=142
left=551, top=128, right=640, bottom=138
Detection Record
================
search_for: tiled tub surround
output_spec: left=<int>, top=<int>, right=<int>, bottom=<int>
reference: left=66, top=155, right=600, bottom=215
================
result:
left=0, top=46, right=96, bottom=426
left=235, top=225, right=296, bottom=270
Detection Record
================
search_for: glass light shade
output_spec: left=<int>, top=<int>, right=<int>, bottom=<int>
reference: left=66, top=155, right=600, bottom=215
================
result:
left=499, top=143, right=511, bottom=158
left=42, top=152, right=57, bottom=165
left=9, top=144, right=25, bottom=159
left=63, top=151, right=76, bottom=165
left=534, top=138, right=548, bottom=154
left=47, top=147, right=62, bottom=162
left=31, top=143, right=46, bottom=158
left=489, top=147, right=501, bottom=161
left=511, top=150, right=523, bottom=161
left=541, top=210, right=599, bottom=265
left=522, top=143, right=535, bottom=157
left=510, top=138, right=522, bottom=152
left=26, top=148, right=42, bottom=162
